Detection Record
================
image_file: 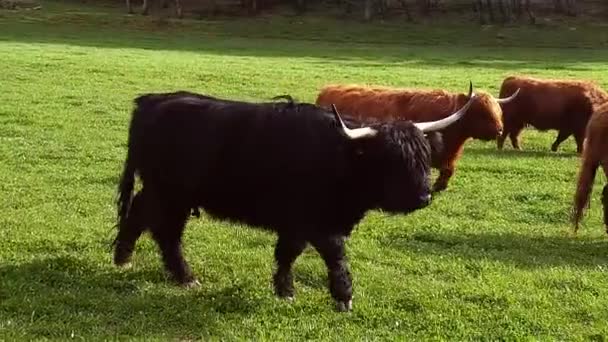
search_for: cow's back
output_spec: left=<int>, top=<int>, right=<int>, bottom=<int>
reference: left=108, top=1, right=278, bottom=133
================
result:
left=133, top=96, right=358, bottom=231
left=500, top=76, right=605, bottom=129
left=316, top=85, right=462, bottom=123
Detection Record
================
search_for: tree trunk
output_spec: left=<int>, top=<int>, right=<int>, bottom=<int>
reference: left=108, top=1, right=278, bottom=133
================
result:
left=525, top=0, right=535, bottom=24
left=400, top=0, right=413, bottom=21
left=364, top=0, right=373, bottom=21
left=475, top=0, right=486, bottom=24
left=553, top=0, right=563, bottom=13
left=174, top=0, right=182, bottom=17
left=295, top=0, right=305, bottom=14
left=565, top=0, right=577, bottom=16
left=485, top=0, right=494, bottom=22
left=512, top=0, right=522, bottom=18
left=417, top=0, right=430, bottom=16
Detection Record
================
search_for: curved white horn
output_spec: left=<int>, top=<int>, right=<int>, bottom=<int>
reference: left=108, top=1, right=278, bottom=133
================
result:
left=496, top=88, right=520, bottom=104
left=330, top=104, right=378, bottom=140
left=414, top=81, right=476, bottom=133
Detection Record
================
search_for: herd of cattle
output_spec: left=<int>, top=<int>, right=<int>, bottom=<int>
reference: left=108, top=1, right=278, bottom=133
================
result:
left=111, top=74, right=608, bottom=312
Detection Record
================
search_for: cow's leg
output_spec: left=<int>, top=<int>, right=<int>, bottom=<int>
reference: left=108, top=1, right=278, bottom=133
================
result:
left=509, top=123, right=525, bottom=150
left=126, top=0, right=133, bottom=13
left=310, top=235, right=352, bottom=312
left=149, top=204, right=195, bottom=286
left=432, top=137, right=464, bottom=193
left=497, top=130, right=508, bottom=150
left=551, top=129, right=571, bottom=152
left=113, top=190, right=149, bottom=267
left=433, top=168, right=453, bottom=193
left=273, top=233, right=307, bottom=299
left=573, top=129, right=585, bottom=154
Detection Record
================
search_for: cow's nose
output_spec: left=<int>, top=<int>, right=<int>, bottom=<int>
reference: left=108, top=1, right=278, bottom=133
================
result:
left=497, top=128, right=504, bottom=136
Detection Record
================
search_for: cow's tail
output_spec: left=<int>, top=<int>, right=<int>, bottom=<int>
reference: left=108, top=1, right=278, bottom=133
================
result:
left=113, top=95, right=152, bottom=241
left=571, top=141, right=599, bottom=233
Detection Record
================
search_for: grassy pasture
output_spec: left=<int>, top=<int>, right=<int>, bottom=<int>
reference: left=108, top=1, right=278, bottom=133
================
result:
left=2, top=2, right=608, bottom=340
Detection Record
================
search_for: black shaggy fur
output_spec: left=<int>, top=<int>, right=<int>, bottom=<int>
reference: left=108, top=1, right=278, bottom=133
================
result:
left=114, top=90, right=435, bottom=311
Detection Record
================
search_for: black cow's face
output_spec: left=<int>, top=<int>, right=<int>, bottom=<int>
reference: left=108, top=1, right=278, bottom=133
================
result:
left=356, top=121, right=434, bottom=215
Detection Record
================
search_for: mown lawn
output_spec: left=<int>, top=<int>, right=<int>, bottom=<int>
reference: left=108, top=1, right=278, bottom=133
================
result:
left=1, top=2, right=608, bottom=340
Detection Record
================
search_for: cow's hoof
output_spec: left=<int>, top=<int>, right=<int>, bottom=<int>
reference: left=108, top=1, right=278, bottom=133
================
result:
left=336, top=299, right=352, bottom=312
left=182, top=279, right=201, bottom=288
left=116, top=261, right=132, bottom=270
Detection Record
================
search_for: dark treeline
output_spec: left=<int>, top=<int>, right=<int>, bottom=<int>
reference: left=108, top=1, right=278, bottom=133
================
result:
left=122, top=0, right=607, bottom=23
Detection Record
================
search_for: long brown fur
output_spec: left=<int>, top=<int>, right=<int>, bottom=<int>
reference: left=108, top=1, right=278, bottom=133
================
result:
left=316, top=84, right=503, bottom=192
left=572, top=102, right=608, bottom=233
left=498, top=75, right=608, bottom=153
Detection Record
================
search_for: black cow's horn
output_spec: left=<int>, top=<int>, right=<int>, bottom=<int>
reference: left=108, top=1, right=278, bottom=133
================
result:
left=413, top=81, right=476, bottom=133
left=330, top=104, right=378, bottom=140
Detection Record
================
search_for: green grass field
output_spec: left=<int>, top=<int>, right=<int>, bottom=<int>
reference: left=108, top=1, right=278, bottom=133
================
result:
left=2, top=2, right=608, bottom=340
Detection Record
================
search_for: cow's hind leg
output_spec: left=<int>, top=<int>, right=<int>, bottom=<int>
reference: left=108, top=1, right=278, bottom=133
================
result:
left=273, top=233, right=306, bottom=299
left=113, top=191, right=149, bottom=268
left=573, top=129, right=586, bottom=154
left=149, top=204, right=196, bottom=286
left=310, top=235, right=353, bottom=312
left=509, top=123, right=525, bottom=150
left=551, top=129, right=571, bottom=152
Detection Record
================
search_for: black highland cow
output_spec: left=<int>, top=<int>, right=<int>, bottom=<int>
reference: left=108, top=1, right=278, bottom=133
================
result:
left=113, top=85, right=476, bottom=311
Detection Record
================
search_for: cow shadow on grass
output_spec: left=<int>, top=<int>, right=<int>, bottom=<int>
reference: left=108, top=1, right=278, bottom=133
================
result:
left=463, top=146, right=579, bottom=160
left=378, top=230, right=608, bottom=269
left=0, top=254, right=293, bottom=339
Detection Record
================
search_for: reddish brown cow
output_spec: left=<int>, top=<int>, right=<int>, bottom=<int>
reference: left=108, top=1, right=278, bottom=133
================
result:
left=497, top=76, right=608, bottom=153
left=572, top=102, right=608, bottom=234
left=316, top=83, right=518, bottom=192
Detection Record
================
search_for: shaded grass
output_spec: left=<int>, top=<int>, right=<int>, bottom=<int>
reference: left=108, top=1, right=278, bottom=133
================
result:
left=2, top=2, right=608, bottom=340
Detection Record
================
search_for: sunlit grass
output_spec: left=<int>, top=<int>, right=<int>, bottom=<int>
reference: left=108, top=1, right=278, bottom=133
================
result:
left=1, top=2, right=608, bottom=340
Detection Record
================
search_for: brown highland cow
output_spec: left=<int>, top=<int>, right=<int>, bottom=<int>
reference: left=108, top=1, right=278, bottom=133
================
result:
left=572, top=102, right=608, bottom=233
left=316, top=83, right=518, bottom=192
left=497, top=75, right=608, bottom=153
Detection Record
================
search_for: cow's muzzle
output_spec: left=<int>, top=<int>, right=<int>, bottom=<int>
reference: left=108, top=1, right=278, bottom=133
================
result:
left=418, top=193, right=432, bottom=209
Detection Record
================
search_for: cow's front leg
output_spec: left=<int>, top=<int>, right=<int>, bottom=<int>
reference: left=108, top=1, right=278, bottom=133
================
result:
left=310, top=235, right=352, bottom=312
left=273, top=234, right=306, bottom=299
left=432, top=167, right=453, bottom=193
left=551, top=129, right=572, bottom=152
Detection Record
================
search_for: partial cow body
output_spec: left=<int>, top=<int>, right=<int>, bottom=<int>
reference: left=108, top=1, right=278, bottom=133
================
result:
left=497, top=75, right=608, bottom=153
left=572, top=102, right=608, bottom=233
left=112, top=89, right=474, bottom=311
left=316, top=83, right=514, bottom=192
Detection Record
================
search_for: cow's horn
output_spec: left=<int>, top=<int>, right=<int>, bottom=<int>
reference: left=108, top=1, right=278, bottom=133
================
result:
left=414, top=81, right=476, bottom=133
left=496, top=88, right=520, bottom=104
left=330, top=104, right=378, bottom=140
